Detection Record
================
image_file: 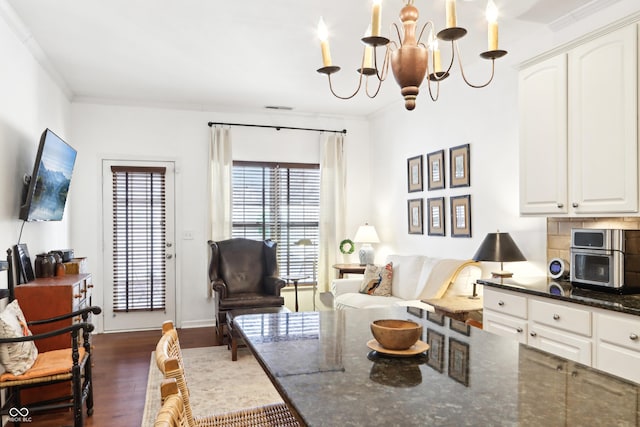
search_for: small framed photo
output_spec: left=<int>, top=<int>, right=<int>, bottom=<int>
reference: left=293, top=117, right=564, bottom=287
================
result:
left=407, top=155, right=423, bottom=193
left=450, top=195, right=471, bottom=238
left=407, top=198, right=424, bottom=235
left=427, top=197, right=445, bottom=236
left=406, top=306, right=424, bottom=319
left=427, top=150, right=445, bottom=190
left=426, top=329, right=445, bottom=373
left=448, top=338, right=470, bottom=386
left=449, top=318, right=471, bottom=336
left=449, top=144, right=470, bottom=188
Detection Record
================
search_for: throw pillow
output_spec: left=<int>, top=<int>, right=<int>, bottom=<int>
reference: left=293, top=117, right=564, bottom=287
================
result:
left=0, top=300, right=38, bottom=376
left=359, top=262, right=393, bottom=296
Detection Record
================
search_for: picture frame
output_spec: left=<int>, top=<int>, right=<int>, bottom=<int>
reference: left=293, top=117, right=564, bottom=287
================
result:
left=427, top=197, right=445, bottom=236
left=449, top=318, right=471, bottom=336
left=449, top=144, right=470, bottom=188
left=407, top=198, right=424, bottom=235
left=427, top=149, right=445, bottom=190
left=14, top=244, right=35, bottom=284
left=407, top=155, right=423, bottom=193
left=406, top=306, right=424, bottom=319
left=426, top=311, right=445, bottom=326
left=450, top=195, right=471, bottom=238
left=426, top=329, right=445, bottom=373
left=448, top=338, right=470, bottom=386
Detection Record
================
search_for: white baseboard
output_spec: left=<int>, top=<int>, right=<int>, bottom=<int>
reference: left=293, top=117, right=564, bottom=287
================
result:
left=180, top=319, right=216, bottom=329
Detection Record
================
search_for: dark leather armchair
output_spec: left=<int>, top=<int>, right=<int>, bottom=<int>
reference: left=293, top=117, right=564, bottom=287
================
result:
left=208, top=238, right=285, bottom=342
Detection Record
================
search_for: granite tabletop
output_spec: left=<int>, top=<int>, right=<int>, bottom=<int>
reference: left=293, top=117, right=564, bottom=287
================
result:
left=235, top=307, right=639, bottom=427
left=477, top=277, right=640, bottom=316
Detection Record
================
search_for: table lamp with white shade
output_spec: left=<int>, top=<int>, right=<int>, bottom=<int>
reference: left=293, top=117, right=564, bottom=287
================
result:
left=353, top=223, right=380, bottom=265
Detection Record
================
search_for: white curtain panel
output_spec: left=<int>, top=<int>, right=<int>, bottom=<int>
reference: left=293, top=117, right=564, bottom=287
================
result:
left=319, top=133, right=346, bottom=293
left=208, top=126, right=233, bottom=296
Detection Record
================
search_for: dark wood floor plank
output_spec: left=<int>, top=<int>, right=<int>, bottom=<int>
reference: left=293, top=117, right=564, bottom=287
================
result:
left=15, top=326, right=217, bottom=427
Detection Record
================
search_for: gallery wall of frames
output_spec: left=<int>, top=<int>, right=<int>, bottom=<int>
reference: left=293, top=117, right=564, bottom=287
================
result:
left=406, top=143, right=471, bottom=238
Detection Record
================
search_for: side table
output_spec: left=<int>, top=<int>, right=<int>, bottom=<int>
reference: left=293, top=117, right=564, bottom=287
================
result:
left=332, top=263, right=366, bottom=279
left=226, top=306, right=291, bottom=361
left=421, top=296, right=483, bottom=322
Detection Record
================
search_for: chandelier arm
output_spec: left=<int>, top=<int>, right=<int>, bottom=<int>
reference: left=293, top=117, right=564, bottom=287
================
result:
left=425, top=76, right=441, bottom=102
left=392, top=23, right=402, bottom=44
left=416, top=21, right=435, bottom=45
left=365, top=74, right=384, bottom=98
left=326, top=73, right=365, bottom=100
left=373, top=44, right=393, bottom=82
left=455, top=41, right=496, bottom=89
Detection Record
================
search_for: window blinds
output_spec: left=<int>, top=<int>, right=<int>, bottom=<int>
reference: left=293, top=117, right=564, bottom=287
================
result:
left=232, top=162, right=320, bottom=283
left=111, top=166, right=167, bottom=312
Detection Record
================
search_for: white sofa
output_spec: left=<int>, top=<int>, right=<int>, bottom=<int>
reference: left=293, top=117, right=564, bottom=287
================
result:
left=331, top=255, right=481, bottom=311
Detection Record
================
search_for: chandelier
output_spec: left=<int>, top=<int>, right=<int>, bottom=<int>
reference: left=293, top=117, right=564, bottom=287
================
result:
left=316, top=0, right=507, bottom=110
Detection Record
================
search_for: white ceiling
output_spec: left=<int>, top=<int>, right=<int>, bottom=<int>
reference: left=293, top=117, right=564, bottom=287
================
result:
left=4, top=0, right=606, bottom=117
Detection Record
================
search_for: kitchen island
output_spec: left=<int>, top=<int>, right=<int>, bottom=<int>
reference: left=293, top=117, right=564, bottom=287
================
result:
left=234, top=306, right=639, bottom=426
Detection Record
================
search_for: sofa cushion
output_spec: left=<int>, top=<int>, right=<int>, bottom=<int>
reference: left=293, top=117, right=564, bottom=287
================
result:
left=386, top=255, right=428, bottom=300
left=359, top=262, right=393, bottom=296
left=335, top=293, right=404, bottom=310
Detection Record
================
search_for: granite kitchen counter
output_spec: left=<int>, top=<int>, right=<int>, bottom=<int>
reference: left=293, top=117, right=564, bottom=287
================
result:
left=477, top=277, right=640, bottom=316
left=235, top=307, right=639, bottom=426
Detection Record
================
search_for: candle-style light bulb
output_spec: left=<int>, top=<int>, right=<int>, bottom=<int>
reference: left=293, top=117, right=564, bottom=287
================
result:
left=317, top=17, right=332, bottom=67
left=363, top=25, right=373, bottom=69
left=486, top=0, right=499, bottom=51
left=429, top=30, right=442, bottom=73
left=371, top=0, right=382, bottom=37
left=446, top=0, right=457, bottom=28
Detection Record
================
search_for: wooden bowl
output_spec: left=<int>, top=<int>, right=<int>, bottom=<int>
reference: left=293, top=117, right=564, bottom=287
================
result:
left=370, top=319, right=423, bottom=351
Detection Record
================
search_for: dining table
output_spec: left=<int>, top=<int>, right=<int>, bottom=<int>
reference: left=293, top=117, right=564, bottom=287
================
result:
left=233, top=306, right=640, bottom=426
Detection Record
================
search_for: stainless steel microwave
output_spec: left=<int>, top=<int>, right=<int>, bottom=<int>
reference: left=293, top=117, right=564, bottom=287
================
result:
left=570, top=229, right=640, bottom=292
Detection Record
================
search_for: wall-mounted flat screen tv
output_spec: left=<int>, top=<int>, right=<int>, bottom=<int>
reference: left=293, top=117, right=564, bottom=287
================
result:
left=19, top=128, right=77, bottom=221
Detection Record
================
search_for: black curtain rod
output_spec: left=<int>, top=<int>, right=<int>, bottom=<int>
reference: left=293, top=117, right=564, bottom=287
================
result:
left=207, top=121, right=347, bottom=134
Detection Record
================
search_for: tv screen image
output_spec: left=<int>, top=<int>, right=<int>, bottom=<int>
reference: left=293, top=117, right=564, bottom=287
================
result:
left=19, top=129, right=77, bottom=221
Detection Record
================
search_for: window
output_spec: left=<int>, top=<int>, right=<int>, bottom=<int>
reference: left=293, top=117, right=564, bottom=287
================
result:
left=111, top=166, right=167, bottom=312
left=232, top=161, right=319, bottom=283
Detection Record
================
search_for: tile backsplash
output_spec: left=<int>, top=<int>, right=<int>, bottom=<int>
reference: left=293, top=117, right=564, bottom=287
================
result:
left=546, top=217, right=640, bottom=263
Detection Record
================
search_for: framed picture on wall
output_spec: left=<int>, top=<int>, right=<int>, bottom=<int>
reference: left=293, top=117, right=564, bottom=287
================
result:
left=427, top=197, right=445, bottom=236
left=449, top=144, right=470, bottom=188
left=407, top=198, right=424, bottom=234
left=407, top=155, right=423, bottom=193
left=427, top=149, right=445, bottom=190
left=450, top=195, right=471, bottom=238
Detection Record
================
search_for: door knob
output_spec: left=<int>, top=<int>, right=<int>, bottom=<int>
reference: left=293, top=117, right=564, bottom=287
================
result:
left=166, top=242, right=173, bottom=248
left=166, top=254, right=173, bottom=259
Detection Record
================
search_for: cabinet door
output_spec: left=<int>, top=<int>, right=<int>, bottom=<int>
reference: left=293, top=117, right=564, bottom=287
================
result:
left=519, top=55, right=568, bottom=214
left=568, top=25, right=638, bottom=213
left=484, top=310, right=528, bottom=343
left=595, top=312, right=640, bottom=383
left=528, top=323, right=592, bottom=365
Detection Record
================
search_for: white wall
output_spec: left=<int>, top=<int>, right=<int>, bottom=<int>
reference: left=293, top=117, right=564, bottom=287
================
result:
left=69, top=103, right=371, bottom=330
left=0, top=7, right=71, bottom=290
left=367, top=0, right=640, bottom=278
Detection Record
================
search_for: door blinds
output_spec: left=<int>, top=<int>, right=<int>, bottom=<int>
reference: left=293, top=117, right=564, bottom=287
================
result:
left=231, top=162, right=320, bottom=283
left=111, top=166, right=167, bottom=312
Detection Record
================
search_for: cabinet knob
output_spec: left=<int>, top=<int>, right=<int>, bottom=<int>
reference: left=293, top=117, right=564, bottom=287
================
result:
left=516, top=327, right=523, bottom=333
left=556, top=365, right=563, bottom=371
left=557, top=203, right=564, bottom=208
left=530, top=332, right=537, bottom=337
left=553, top=314, right=560, bottom=320
left=498, top=301, right=505, bottom=306
left=87, top=284, right=94, bottom=288
left=166, top=254, right=173, bottom=260
left=630, top=333, right=639, bottom=341
left=74, top=293, right=82, bottom=299
left=572, top=202, right=579, bottom=208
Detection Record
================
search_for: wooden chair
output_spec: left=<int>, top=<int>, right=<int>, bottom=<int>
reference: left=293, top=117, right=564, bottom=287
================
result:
left=155, top=320, right=300, bottom=427
left=0, top=251, right=101, bottom=427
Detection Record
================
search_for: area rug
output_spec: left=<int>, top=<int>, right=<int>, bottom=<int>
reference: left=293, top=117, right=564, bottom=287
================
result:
left=141, top=345, right=283, bottom=426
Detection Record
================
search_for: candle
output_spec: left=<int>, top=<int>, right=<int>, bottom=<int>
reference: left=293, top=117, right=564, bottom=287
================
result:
left=317, top=17, right=332, bottom=67
left=446, top=0, right=457, bottom=28
left=433, top=40, right=442, bottom=73
left=363, top=25, right=373, bottom=69
left=486, top=0, right=499, bottom=51
left=371, top=0, right=382, bottom=37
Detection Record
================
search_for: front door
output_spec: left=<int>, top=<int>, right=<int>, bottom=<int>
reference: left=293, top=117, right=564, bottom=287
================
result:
left=102, top=160, right=176, bottom=331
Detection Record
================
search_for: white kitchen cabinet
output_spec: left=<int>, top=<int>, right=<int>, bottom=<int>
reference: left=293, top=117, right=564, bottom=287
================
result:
left=519, top=24, right=638, bottom=215
left=595, top=311, right=640, bottom=383
left=483, top=288, right=528, bottom=343
left=568, top=24, right=638, bottom=214
left=519, top=55, right=568, bottom=215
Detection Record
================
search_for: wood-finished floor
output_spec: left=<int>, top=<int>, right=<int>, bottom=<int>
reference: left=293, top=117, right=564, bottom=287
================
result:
left=18, top=326, right=218, bottom=427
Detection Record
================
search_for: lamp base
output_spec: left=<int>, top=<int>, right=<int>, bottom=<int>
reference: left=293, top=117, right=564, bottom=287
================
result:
left=358, top=244, right=375, bottom=266
left=491, top=271, right=513, bottom=278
